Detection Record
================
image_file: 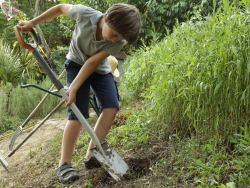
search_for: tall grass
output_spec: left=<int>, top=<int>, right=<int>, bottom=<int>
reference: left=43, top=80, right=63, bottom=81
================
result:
left=0, top=78, right=66, bottom=133
left=120, top=0, right=250, bottom=141
left=8, top=78, right=65, bottom=119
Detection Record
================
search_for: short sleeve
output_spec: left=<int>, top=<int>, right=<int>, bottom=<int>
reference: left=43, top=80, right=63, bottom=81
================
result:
left=68, top=4, right=94, bottom=22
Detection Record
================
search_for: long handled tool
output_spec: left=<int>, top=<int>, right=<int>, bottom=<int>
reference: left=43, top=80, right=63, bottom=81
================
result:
left=20, top=84, right=100, bottom=116
left=9, top=69, right=65, bottom=151
left=0, top=100, right=64, bottom=172
left=14, top=26, right=129, bottom=181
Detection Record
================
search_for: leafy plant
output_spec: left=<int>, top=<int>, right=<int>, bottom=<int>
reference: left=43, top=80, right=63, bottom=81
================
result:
left=0, top=40, right=22, bottom=85
left=230, top=125, right=250, bottom=154
left=120, top=0, right=250, bottom=140
left=51, top=46, right=69, bottom=73
left=107, top=109, right=151, bottom=149
left=16, top=46, right=44, bottom=81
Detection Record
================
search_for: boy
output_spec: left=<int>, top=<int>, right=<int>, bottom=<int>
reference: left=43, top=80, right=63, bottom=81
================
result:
left=19, top=3, right=141, bottom=183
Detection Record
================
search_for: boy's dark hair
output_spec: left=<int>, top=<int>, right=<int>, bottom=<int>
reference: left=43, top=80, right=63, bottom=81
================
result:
left=104, top=3, right=141, bottom=44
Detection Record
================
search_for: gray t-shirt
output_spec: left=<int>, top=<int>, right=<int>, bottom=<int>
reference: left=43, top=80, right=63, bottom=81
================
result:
left=66, top=4, right=125, bottom=74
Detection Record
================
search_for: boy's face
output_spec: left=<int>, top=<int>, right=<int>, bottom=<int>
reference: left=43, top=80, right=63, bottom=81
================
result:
left=102, top=18, right=122, bottom=43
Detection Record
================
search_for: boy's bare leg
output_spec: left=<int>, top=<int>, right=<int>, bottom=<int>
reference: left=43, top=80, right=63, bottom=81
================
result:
left=85, top=108, right=118, bottom=160
left=59, top=120, right=82, bottom=166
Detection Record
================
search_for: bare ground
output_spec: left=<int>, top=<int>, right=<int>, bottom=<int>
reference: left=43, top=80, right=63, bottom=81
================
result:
left=0, top=118, right=66, bottom=185
left=0, top=113, right=163, bottom=188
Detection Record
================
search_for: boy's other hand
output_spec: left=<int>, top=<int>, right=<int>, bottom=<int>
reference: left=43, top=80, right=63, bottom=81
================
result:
left=63, top=88, right=77, bottom=107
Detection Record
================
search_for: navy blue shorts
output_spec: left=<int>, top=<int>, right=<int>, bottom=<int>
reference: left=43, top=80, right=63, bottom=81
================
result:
left=65, top=59, right=119, bottom=120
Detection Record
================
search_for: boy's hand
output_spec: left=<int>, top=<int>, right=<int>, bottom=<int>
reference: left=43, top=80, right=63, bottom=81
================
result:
left=63, top=87, right=77, bottom=107
left=18, top=21, right=34, bottom=32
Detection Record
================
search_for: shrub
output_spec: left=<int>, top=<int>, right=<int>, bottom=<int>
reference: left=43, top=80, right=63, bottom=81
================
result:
left=0, top=78, right=66, bottom=132
left=120, top=1, right=250, bottom=140
left=0, top=40, right=21, bottom=86
left=8, top=78, right=65, bottom=119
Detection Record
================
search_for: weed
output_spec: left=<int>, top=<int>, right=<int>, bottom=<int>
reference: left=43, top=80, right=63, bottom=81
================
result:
left=27, top=150, right=37, bottom=159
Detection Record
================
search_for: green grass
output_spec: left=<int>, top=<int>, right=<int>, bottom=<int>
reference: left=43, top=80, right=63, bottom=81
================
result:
left=120, top=0, right=250, bottom=141
left=4, top=115, right=248, bottom=187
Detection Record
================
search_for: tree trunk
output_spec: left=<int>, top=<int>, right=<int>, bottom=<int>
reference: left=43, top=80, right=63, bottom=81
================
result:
left=34, top=0, right=57, bottom=74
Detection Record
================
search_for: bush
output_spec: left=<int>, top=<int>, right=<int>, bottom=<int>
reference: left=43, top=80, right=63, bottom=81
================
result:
left=51, top=46, right=69, bottom=73
left=0, top=78, right=66, bottom=133
left=120, top=1, right=250, bottom=140
left=0, top=40, right=22, bottom=86
left=9, top=78, right=65, bottom=119
left=0, top=83, right=21, bottom=133
left=58, top=0, right=222, bottom=50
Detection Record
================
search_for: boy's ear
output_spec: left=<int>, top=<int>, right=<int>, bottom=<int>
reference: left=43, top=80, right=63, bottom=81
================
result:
left=104, top=16, right=108, bottom=22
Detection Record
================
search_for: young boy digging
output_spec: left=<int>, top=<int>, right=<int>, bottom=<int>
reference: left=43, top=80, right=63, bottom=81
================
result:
left=19, top=3, right=141, bottom=183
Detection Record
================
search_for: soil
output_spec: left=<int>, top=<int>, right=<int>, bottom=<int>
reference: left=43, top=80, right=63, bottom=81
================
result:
left=0, top=118, right=66, bottom=182
left=0, top=112, right=162, bottom=188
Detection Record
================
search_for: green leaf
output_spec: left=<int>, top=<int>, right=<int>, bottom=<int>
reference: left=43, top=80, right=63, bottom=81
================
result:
left=218, top=184, right=227, bottom=188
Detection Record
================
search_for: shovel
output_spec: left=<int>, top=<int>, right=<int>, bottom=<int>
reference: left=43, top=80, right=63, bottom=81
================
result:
left=14, top=25, right=129, bottom=181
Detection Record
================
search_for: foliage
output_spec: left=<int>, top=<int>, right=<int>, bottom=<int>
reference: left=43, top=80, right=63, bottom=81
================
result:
left=0, top=38, right=45, bottom=84
left=0, top=6, right=59, bottom=85
left=0, top=0, right=226, bottom=59
left=17, top=46, right=45, bottom=81
left=0, top=0, right=232, bottom=52
left=0, top=0, right=67, bottom=48
left=0, top=38, right=65, bottom=133
left=9, top=78, right=65, bottom=119
left=0, top=40, right=21, bottom=85
left=146, top=135, right=249, bottom=187
left=120, top=0, right=250, bottom=140
left=0, top=0, right=27, bottom=44
left=108, top=109, right=151, bottom=148
left=185, top=131, right=250, bottom=187
left=58, top=0, right=221, bottom=49
left=126, top=0, right=215, bottom=46
left=0, top=83, right=21, bottom=133
left=0, top=78, right=65, bottom=133
left=51, top=46, right=69, bottom=73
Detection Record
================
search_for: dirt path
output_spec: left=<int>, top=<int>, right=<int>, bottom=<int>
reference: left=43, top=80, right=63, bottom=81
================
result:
left=0, top=112, right=160, bottom=187
left=0, top=118, right=66, bottom=183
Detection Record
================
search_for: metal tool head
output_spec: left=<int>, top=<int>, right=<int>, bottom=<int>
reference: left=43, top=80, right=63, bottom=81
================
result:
left=0, top=154, right=9, bottom=172
left=9, top=126, right=22, bottom=150
left=91, top=141, right=129, bottom=181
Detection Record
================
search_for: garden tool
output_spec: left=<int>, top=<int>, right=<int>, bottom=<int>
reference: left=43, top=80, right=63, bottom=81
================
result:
left=9, top=70, right=65, bottom=151
left=0, top=100, right=64, bottom=172
left=13, top=25, right=129, bottom=181
left=20, top=84, right=100, bottom=116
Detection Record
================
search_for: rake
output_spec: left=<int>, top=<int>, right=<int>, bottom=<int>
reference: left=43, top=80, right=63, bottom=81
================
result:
left=8, top=70, right=65, bottom=151
left=0, top=100, right=64, bottom=172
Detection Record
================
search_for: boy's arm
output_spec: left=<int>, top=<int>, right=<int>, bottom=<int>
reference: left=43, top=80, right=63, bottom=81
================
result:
left=65, top=50, right=110, bottom=106
left=19, top=4, right=72, bottom=29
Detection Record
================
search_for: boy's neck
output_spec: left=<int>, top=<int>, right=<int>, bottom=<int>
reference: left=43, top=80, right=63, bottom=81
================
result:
left=96, top=17, right=104, bottom=41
